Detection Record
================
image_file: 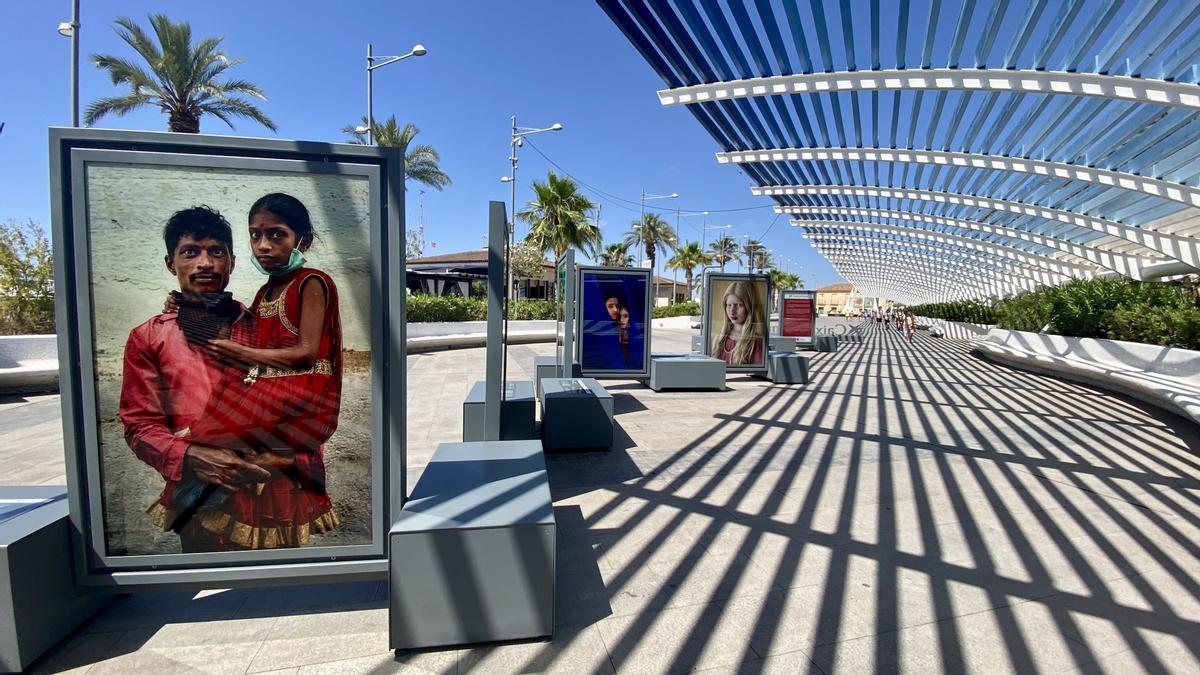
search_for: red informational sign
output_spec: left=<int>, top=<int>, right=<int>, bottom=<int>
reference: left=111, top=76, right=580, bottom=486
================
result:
left=781, top=296, right=814, bottom=337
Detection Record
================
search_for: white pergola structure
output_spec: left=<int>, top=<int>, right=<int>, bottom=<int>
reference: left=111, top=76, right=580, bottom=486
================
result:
left=598, top=0, right=1200, bottom=304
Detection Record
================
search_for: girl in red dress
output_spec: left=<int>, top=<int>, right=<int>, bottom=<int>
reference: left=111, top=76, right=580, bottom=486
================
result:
left=164, top=193, right=343, bottom=550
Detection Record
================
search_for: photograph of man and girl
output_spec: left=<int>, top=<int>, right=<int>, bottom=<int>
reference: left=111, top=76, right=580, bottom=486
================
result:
left=87, top=162, right=375, bottom=557
left=578, top=270, right=649, bottom=374
left=707, top=276, right=768, bottom=369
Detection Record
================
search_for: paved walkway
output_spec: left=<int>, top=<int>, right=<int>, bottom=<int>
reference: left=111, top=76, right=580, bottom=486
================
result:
left=4, top=323, right=1199, bottom=673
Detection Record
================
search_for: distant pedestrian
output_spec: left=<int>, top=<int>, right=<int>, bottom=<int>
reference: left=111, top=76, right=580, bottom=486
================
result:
left=905, top=313, right=915, bottom=343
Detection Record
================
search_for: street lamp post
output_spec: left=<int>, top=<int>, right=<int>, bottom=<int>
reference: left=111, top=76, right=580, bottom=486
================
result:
left=498, top=117, right=562, bottom=394
left=637, top=190, right=677, bottom=268
left=671, top=209, right=708, bottom=304
left=58, top=0, right=80, bottom=127
left=366, top=42, right=426, bottom=145
left=637, top=190, right=676, bottom=308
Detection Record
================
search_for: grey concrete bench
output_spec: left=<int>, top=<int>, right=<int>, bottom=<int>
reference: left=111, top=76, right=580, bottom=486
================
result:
left=645, top=353, right=726, bottom=391
left=973, top=329, right=1200, bottom=427
left=1, top=487, right=111, bottom=671
left=0, top=335, right=58, bottom=394
left=389, top=440, right=555, bottom=650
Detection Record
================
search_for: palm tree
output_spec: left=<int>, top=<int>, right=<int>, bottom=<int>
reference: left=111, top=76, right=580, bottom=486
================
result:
left=709, top=234, right=740, bottom=271
left=597, top=242, right=632, bottom=267
left=667, top=242, right=713, bottom=301
left=743, top=240, right=771, bottom=272
left=624, top=213, right=678, bottom=278
left=343, top=116, right=451, bottom=191
left=86, top=15, right=276, bottom=133
left=518, top=172, right=600, bottom=258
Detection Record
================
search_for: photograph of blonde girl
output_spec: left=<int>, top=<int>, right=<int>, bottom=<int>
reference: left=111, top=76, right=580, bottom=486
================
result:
left=707, top=277, right=768, bottom=369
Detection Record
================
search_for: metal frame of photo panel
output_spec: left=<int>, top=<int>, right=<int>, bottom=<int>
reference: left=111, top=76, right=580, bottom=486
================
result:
left=778, top=289, right=817, bottom=344
left=702, top=272, right=772, bottom=373
left=573, top=265, right=653, bottom=379
left=48, top=128, right=406, bottom=589
left=555, top=250, right=575, bottom=377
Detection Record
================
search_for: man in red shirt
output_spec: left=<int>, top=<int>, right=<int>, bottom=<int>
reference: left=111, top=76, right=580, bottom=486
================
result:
left=118, top=206, right=271, bottom=553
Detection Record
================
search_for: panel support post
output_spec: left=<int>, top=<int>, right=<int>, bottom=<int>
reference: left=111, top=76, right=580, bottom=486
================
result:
left=485, top=201, right=507, bottom=441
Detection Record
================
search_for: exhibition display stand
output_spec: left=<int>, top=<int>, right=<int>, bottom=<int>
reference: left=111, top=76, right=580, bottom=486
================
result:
left=769, top=335, right=797, bottom=352
left=0, top=487, right=111, bottom=672
left=463, top=380, right=537, bottom=441
left=540, top=377, right=614, bottom=450
left=645, top=353, right=727, bottom=391
left=765, top=351, right=810, bottom=384
left=535, top=355, right=581, bottom=406
left=388, top=440, right=554, bottom=649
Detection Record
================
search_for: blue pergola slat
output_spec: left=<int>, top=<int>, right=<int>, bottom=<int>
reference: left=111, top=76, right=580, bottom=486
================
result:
left=1096, top=0, right=1168, bottom=73
left=975, top=0, right=1011, bottom=67
left=780, top=1, right=816, bottom=73
left=600, top=0, right=1200, bottom=301
left=895, top=0, right=911, bottom=68
left=752, top=0, right=793, bottom=75
left=1061, top=0, right=1120, bottom=72
left=946, top=0, right=979, bottom=67
left=1134, top=4, right=1200, bottom=77
left=1033, top=0, right=1086, bottom=70
left=595, top=0, right=684, bottom=88
left=1004, top=0, right=1051, bottom=68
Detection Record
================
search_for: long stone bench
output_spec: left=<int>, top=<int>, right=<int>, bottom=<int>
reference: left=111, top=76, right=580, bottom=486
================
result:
left=388, top=439, right=555, bottom=650
left=972, top=329, right=1200, bottom=426
left=0, top=335, right=58, bottom=394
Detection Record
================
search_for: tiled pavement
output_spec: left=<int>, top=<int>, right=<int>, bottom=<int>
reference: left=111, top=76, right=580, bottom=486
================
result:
left=4, top=323, right=1199, bottom=674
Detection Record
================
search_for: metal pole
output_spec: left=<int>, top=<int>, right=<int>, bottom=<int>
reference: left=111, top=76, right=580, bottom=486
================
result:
left=502, top=115, right=517, bottom=401
left=70, top=0, right=79, bottom=127
left=638, top=188, right=645, bottom=268
left=366, top=43, right=374, bottom=145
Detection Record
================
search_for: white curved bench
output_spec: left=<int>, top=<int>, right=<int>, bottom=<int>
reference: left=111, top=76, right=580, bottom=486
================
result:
left=0, top=335, right=58, bottom=393
left=972, top=329, right=1200, bottom=427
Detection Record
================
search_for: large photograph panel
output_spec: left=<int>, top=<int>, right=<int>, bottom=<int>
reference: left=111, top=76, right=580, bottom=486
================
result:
left=84, top=158, right=375, bottom=558
left=576, top=268, right=650, bottom=378
left=704, top=274, right=769, bottom=371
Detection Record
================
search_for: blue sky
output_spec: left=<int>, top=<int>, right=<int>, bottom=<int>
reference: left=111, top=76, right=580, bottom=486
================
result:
left=1, top=1, right=838, bottom=287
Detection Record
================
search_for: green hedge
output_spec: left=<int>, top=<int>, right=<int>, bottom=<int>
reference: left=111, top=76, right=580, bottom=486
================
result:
left=908, top=278, right=1200, bottom=349
left=406, top=294, right=702, bottom=322
left=404, top=294, right=557, bottom=322
left=652, top=301, right=700, bottom=318
left=905, top=299, right=997, bottom=324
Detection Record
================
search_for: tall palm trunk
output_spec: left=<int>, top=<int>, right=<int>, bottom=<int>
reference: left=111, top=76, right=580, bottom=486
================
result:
left=169, top=111, right=200, bottom=133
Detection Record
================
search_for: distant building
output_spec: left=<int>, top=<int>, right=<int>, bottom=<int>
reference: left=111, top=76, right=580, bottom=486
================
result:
left=405, top=249, right=554, bottom=298
left=814, top=282, right=890, bottom=316
left=652, top=275, right=690, bottom=306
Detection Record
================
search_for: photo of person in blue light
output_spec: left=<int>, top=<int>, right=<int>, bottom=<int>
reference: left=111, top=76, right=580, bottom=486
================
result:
left=578, top=270, right=649, bottom=374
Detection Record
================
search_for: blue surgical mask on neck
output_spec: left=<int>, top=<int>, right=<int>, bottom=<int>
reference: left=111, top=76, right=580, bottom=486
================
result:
left=252, top=248, right=306, bottom=276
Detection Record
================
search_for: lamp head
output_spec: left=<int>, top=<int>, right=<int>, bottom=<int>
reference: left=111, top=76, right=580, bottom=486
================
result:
left=57, top=21, right=74, bottom=37
left=411, top=44, right=427, bottom=56
left=500, top=176, right=513, bottom=183
left=550, top=123, right=563, bottom=131
left=354, top=125, right=369, bottom=135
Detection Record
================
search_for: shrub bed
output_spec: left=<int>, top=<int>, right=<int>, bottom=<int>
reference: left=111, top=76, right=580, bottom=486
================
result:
left=653, top=301, right=700, bottom=318
left=404, top=294, right=557, bottom=322
left=907, top=278, right=1200, bottom=349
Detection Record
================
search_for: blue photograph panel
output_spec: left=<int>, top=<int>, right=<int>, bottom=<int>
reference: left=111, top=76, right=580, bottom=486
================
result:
left=578, top=269, right=649, bottom=377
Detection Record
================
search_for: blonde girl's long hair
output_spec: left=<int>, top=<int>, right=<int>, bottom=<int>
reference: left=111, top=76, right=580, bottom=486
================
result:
left=710, top=280, right=764, bottom=364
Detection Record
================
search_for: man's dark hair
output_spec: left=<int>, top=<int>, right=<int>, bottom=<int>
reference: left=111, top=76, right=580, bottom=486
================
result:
left=163, top=205, right=235, bottom=255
